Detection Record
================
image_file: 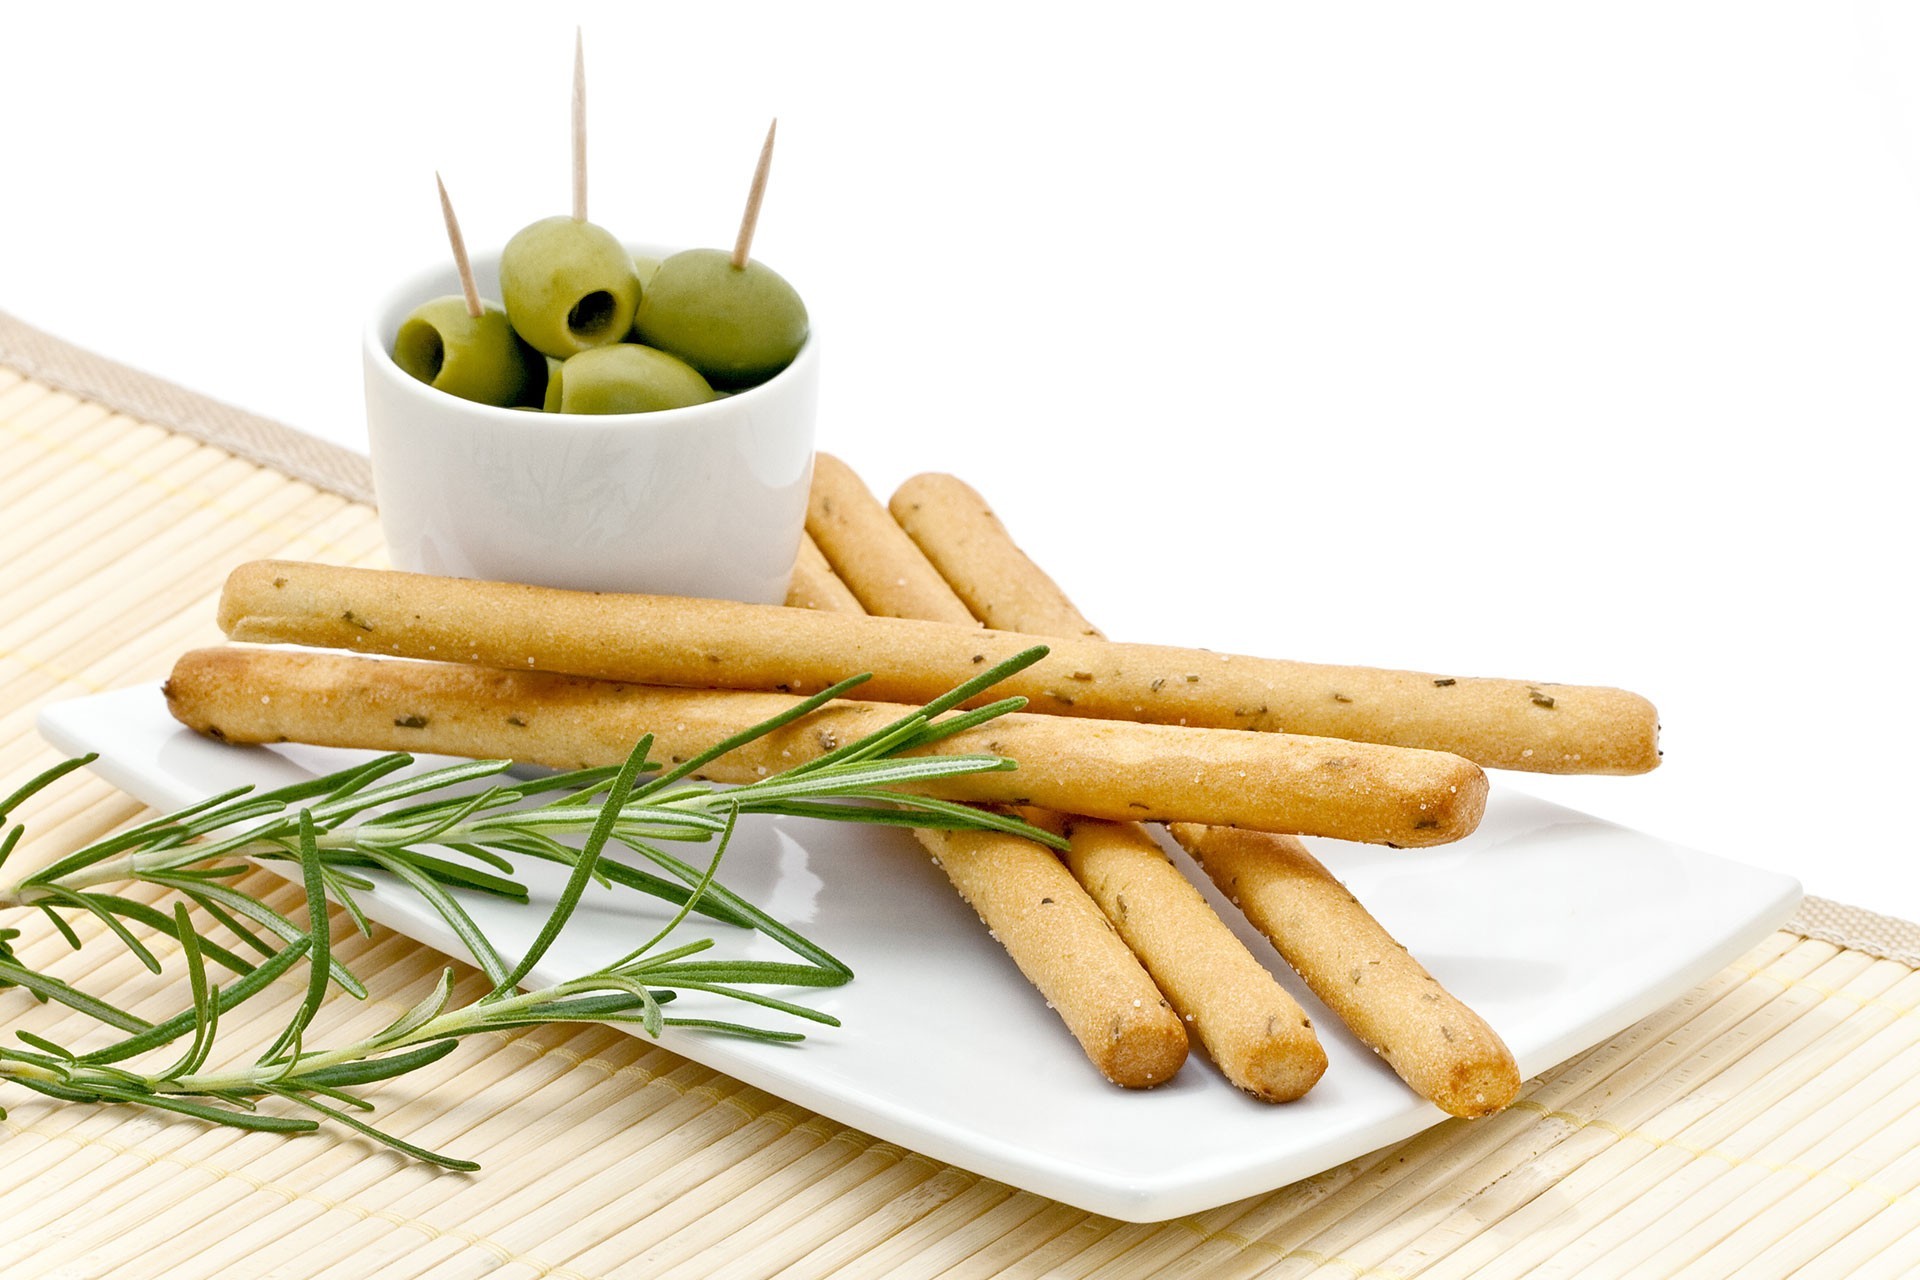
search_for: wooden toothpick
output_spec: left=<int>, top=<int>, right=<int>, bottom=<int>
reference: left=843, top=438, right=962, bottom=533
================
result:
left=572, top=28, right=588, bottom=223
left=436, top=173, right=483, bottom=319
left=732, top=118, right=777, bottom=269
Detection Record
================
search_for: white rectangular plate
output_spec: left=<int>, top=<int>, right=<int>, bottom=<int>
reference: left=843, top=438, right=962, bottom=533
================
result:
left=38, top=685, right=1800, bottom=1222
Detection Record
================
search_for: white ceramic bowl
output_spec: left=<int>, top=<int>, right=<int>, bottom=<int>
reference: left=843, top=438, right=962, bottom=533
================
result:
left=364, top=246, right=816, bottom=602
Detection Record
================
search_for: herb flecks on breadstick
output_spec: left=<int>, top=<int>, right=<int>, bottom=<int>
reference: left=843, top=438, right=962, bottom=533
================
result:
left=813, top=462, right=1327, bottom=1102
left=1174, top=824, right=1519, bottom=1117
left=790, top=534, right=1187, bottom=1089
left=914, top=824, right=1187, bottom=1087
left=217, top=559, right=1653, bottom=775
left=890, top=472, right=1104, bottom=640
left=1058, top=817, right=1326, bottom=1101
left=807, top=453, right=980, bottom=626
left=163, top=648, right=1481, bottom=846
left=891, top=470, right=1521, bottom=1118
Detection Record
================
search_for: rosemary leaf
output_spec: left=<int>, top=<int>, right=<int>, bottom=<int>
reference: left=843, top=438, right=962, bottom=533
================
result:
left=261, top=812, right=332, bottom=1064
left=0, top=654, right=1053, bottom=1169
left=491, top=735, right=654, bottom=997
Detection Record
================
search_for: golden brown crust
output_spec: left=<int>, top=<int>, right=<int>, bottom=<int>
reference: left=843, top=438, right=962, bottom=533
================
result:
left=895, top=467, right=1520, bottom=1117
left=911, top=825, right=1188, bottom=1088
left=164, top=647, right=1483, bottom=846
left=1059, top=818, right=1326, bottom=1101
left=217, top=559, right=1655, bottom=775
left=807, top=462, right=1323, bottom=1099
left=783, top=533, right=864, bottom=616
left=787, top=521, right=1187, bottom=1088
left=1172, top=824, right=1520, bottom=1117
left=805, top=454, right=979, bottom=626
left=891, top=473, right=1105, bottom=640
left=170, top=643, right=1193, bottom=1085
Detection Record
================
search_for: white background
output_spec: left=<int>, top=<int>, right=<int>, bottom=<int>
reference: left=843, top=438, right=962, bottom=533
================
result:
left=2, top=3, right=1915, bottom=918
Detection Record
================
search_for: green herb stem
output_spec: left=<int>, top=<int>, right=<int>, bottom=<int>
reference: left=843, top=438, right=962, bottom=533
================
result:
left=0, top=647, right=1056, bottom=1167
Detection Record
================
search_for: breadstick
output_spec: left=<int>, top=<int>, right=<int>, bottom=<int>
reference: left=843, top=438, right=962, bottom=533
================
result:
left=162, top=647, right=1478, bottom=844
left=1057, top=818, right=1326, bottom=1101
left=909, top=824, right=1186, bottom=1088
left=784, top=533, right=862, bottom=615
left=793, top=545, right=1186, bottom=1089
left=1172, top=824, right=1518, bottom=1117
left=218, top=559, right=1654, bottom=774
left=817, top=462, right=1327, bottom=1100
left=806, top=453, right=979, bottom=625
left=891, top=469, right=1520, bottom=1117
left=890, top=472, right=1103, bottom=639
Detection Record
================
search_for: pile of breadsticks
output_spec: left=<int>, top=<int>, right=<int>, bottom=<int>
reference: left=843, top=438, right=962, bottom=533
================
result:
left=162, top=456, right=1658, bottom=1117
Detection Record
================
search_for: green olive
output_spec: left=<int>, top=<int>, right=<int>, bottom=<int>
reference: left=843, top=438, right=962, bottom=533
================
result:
left=625, top=257, right=665, bottom=345
left=499, top=216, right=644, bottom=360
left=541, top=358, right=565, bottom=412
left=391, top=296, right=546, bottom=407
left=557, top=343, right=716, bottom=414
left=631, top=248, right=808, bottom=390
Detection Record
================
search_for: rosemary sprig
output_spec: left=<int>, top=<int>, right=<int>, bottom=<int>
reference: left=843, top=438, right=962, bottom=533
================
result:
left=1, top=648, right=1063, bottom=1007
left=0, top=648, right=1061, bottom=1164
left=0, top=756, right=801, bottom=1167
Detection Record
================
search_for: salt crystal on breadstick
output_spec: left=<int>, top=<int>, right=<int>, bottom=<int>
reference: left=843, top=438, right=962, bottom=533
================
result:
left=163, top=647, right=1478, bottom=844
left=793, top=541, right=1187, bottom=1089
left=889, top=469, right=1521, bottom=1117
left=217, top=560, right=1653, bottom=775
left=813, top=463, right=1327, bottom=1100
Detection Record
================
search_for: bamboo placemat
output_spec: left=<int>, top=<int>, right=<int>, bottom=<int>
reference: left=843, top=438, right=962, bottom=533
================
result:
left=2, top=309, right=1917, bottom=1278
